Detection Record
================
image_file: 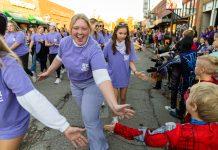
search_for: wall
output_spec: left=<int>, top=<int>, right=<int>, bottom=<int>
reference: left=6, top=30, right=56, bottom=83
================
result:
left=38, top=0, right=74, bottom=28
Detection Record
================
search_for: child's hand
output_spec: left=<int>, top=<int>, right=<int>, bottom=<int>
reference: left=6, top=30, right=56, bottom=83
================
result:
left=104, top=124, right=115, bottom=132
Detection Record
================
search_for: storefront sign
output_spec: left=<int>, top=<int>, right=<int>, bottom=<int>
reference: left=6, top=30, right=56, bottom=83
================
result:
left=203, top=2, right=213, bottom=12
left=9, top=0, right=35, bottom=10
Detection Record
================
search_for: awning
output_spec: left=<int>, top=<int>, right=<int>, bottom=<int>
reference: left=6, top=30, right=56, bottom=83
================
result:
left=3, top=10, right=29, bottom=23
left=28, top=15, right=46, bottom=25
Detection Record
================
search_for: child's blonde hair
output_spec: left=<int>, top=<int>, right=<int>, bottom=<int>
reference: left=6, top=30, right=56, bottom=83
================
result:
left=0, top=36, right=20, bottom=67
left=189, top=82, right=218, bottom=122
left=197, top=55, right=218, bottom=75
left=193, top=37, right=198, bottom=42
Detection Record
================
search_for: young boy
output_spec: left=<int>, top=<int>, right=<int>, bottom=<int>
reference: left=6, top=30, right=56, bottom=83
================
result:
left=104, top=82, right=218, bottom=149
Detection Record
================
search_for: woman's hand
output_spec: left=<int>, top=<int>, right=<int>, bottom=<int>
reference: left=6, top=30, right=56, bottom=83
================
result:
left=64, top=126, right=88, bottom=148
left=112, top=104, right=135, bottom=119
left=37, top=71, right=49, bottom=81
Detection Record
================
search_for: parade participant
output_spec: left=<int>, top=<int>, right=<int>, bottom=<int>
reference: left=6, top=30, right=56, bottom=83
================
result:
left=4, top=20, right=35, bottom=81
left=60, top=27, right=68, bottom=38
left=38, top=14, right=135, bottom=150
left=104, top=29, right=112, bottom=42
left=103, top=22, right=146, bottom=123
left=0, top=13, right=88, bottom=150
left=105, top=82, right=218, bottom=150
left=27, top=27, right=37, bottom=76
left=90, top=18, right=105, bottom=49
left=29, top=26, right=48, bottom=73
left=45, top=25, right=62, bottom=84
left=98, top=21, right=111, bottom=43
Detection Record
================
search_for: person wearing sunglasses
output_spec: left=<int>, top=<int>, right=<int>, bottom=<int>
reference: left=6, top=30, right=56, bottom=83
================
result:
left=0, top=13, right=88, bottom=150
left=98, top=21, right=111, bottom=43
left=90, top=18, right=105, bottom=49
left=38, top=14, right=135, bottom=150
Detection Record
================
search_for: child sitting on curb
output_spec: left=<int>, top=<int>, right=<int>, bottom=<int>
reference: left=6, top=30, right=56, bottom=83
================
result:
left=104, top=82, right=218, bottom=149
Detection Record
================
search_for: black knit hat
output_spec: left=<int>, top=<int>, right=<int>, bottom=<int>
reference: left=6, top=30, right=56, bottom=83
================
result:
left=0, top=13, right=8, bottom=36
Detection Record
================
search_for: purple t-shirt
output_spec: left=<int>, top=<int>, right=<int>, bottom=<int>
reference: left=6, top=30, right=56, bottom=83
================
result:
left=99, top=32, right=112, bottom=43
left=4, top=31, right=29, bottom=56
left=0, top=55, right=34, bottom=139
left=58, top=36, right=107, bottom=83
left=103, top=41, right=137, bottom=88
left=91, top=33, right=105, bottom=45
left=45, top=32, right=62, bottom=54
left=32, top=33, right=46, bottom=53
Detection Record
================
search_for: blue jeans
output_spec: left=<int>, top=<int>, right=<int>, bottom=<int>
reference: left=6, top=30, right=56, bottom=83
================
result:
left=70, top=79, right=109, bottom=150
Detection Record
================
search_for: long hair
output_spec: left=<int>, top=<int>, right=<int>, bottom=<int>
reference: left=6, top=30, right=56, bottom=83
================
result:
left=0, top=13, right=7, bottom=35
left=89, top=18, right=98, bottom=39
left=0, top=36, right=21, bottom=67
left=8, top=20, right=21, bottom=32
left=111, top=23, right=131, bottom=55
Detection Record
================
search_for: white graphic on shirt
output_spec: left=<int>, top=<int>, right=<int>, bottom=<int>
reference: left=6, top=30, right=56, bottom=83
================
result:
left=0, top=91, right=3, bottom=102
left=124, top=55, right=129, bottom=61
left=81, top=63, right=89, bottom=72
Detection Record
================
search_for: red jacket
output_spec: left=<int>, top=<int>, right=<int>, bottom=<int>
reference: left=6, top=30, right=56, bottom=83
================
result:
left=114, top=122, right=218, bottom=150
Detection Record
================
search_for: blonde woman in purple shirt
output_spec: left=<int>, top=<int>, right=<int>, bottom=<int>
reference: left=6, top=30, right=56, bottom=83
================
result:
left=38, top=14, right=135, bottom=150
left=4, top=21, right=35, bottom=81
left=103, top=23, right=146, bottom=123
left=0, top=13, right=87, bottom=150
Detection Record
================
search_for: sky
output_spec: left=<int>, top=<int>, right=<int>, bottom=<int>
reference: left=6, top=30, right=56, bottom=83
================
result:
left=50, top=0, right=144, bottom=22
left=50, top=0, right=182, bottom=22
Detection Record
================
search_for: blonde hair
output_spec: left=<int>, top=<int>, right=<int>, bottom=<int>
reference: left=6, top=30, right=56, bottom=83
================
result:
left=8, top=20, right=21, bottom=32
left=182, top=29, right=194, bottom=37
left=0, top=36, right=20, bottom=67
left=189, top=82, right=218, bottom=123
left=197, top=55, right=218, bottom=75
left=69, top=14, right=91, bottom=34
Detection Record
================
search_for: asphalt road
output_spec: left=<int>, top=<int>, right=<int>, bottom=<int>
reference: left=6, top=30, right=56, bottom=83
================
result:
left=20, top=49, right=178, bottom=150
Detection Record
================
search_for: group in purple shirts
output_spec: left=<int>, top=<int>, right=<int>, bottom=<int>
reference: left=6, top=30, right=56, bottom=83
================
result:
left=38, top=14, right=135, bottom=150
left=1, top=12, right=147, bottom=150
left=0, top=13, right=87, bottom=150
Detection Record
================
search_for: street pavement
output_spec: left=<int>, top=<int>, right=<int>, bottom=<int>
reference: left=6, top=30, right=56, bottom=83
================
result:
left=20, top=49, right=178, bottom=150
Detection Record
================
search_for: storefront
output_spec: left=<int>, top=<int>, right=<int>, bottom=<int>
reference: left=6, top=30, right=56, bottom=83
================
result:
left=182, top=0, right=198, bottom=27
left=0, top=0, right=46, bottom=29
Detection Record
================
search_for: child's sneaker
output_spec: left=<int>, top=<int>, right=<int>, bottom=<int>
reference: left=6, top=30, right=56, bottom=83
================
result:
left=111, top=117, right=118, bottom=124
left=165, top=106, right=176, bottom=113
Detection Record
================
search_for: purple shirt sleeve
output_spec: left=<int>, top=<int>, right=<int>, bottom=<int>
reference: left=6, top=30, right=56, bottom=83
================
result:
left=2, top=57, right=34, bottom=96
left=90, top=46, right=107, bottom=71
left=130, top=42, right=137, bottom=62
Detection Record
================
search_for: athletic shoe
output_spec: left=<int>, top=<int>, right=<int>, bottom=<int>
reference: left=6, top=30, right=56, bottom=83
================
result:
left=61, top=69, right=66, bottom=74
left=165, top=106, right=176, bottom=113
left=111, top=117, right=119, bottom=124
left=31, top=76, right=37, bottom=83
left=54, top=78, right=61, bottom=84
